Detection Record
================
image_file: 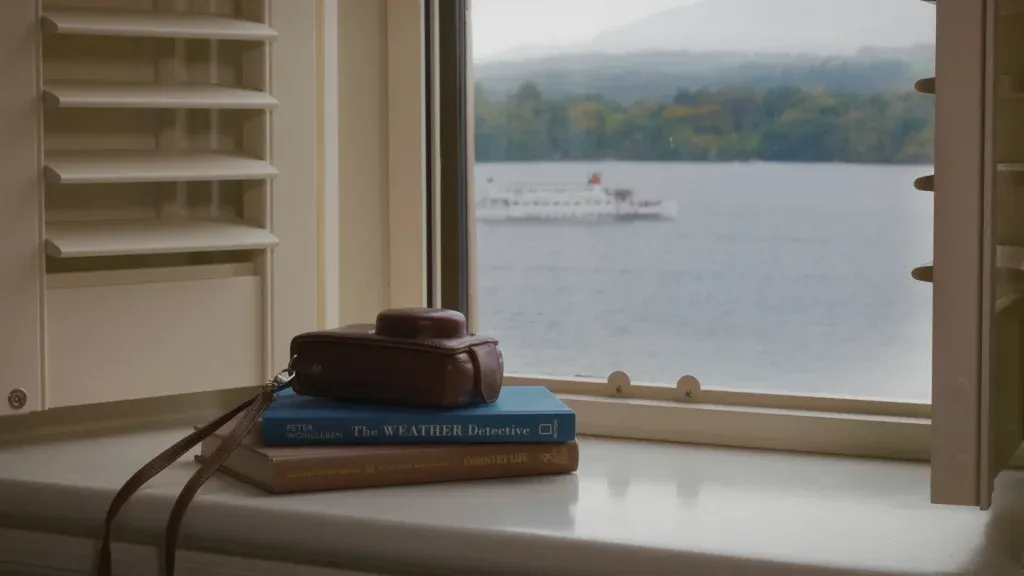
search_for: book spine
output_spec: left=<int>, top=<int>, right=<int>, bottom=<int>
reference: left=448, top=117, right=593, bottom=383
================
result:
left=261, top=412, right=576, bottom=446
left=270, top=441, right=579, bottom=493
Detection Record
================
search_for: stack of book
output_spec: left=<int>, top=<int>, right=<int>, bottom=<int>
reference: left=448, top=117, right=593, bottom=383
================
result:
left=195, top=386, right=578, bottom=493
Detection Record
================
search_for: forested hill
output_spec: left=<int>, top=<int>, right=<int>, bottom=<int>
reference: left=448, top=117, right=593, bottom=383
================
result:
left=472, top=46, right=935, bottom=164
left=474, top=44, right=935, bottom=104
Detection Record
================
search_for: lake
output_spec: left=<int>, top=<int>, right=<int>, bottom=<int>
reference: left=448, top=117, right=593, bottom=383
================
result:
left=474, top=161, right=935, bottom=403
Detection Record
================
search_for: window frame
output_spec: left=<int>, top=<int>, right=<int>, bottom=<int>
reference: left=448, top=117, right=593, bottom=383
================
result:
left=268, top=0, right=321, bottom=371
left=2, top=0, right=1014, bottom=511
left=323, top=0, right=431, bottom=328
left=421, top=0, right=1024, bottom=481
left=437, top=0, right=473, bottom=315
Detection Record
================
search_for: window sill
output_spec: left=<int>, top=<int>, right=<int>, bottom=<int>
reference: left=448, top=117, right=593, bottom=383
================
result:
left=0, top=423, right=1021, bottom=576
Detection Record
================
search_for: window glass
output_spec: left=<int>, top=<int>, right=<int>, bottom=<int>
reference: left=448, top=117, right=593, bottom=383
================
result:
left=470, top=0, right=935, bottom=402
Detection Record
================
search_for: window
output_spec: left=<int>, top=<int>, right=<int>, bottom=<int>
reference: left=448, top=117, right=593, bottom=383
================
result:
left=429, top=0, right=1024, bottom=507
left=452, top=0, right=936, bottom=412
left=0, top=0, right=1018, bottom=513
left=464, top=0, right=936, bottom=401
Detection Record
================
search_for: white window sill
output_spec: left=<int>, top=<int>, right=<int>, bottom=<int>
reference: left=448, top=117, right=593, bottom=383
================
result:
left=0, top=424, right=1021, bottom=575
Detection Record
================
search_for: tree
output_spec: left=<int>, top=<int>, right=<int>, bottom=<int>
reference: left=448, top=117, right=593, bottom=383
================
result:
left=473, top=80, right=934, bottom=164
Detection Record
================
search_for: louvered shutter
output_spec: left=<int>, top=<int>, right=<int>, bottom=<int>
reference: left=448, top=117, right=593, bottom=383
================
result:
left=979, top=0, right=1024, bottom=509
left=1, top=0, right=281, bottom=416
left=920, top=0, right=1024, bottom=508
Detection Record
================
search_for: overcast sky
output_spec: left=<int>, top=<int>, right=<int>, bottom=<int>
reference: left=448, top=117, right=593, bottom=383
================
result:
left=469, top=0, right=934, bottom=62
left=470, top=0, right=695, bottom=61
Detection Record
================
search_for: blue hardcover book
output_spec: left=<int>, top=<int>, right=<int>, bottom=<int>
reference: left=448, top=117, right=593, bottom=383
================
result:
left=260, top=386, right=575, bottom=446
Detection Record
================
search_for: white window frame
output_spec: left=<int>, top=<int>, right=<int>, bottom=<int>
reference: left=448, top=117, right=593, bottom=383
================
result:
left=428, top=0, right=1023, bottom=498
left=449, top=0, right=935, bottom=459
left=323, top=0, right=430, bottom=330
left=2, top=0, right=1017, bottom=512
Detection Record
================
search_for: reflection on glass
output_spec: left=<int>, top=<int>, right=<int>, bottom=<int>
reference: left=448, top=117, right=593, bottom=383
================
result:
left=470, top=0, right=936, bottom=402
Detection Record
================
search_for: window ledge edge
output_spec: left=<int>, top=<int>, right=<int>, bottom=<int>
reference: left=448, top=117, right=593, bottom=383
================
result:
left=0, top=425, right=1019, bottom=576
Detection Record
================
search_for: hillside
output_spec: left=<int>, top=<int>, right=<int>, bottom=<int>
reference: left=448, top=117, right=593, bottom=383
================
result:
left=474, top=81, right=934, bottom=164
left=474, top=44, right=935, bottom=104
left=483, top=0, right=934, bottom=62
left=471, top=0, right=936, bottom=165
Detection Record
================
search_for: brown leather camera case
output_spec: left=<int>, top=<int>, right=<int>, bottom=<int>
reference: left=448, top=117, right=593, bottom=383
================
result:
left=288, top=308, right=504, bottom=408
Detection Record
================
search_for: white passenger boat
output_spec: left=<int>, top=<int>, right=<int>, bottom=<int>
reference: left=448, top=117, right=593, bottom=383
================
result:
left=475, top=172, right=678, bottom=222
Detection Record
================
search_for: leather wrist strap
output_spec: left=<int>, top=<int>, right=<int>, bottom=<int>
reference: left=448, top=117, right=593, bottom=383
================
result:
left=97, top=368, right=294, bottom=576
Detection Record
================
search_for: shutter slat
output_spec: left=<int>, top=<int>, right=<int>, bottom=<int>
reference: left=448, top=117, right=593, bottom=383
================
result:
left=42, top=82, right=279, bottom=109
left=40, top=8, right=277, bottom=41
left=912, top=246, right=1024, bottom=284
left=43, top=151, right=278, bottom=185
left=45, top=219, right=279, bottom=258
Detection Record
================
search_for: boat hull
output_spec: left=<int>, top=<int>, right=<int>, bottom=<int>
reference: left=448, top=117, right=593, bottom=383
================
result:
left=476, top=201, right=678, bottom=222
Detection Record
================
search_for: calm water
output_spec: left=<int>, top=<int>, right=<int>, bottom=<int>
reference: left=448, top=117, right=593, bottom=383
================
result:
left=474, top=161, right=934, bottom=402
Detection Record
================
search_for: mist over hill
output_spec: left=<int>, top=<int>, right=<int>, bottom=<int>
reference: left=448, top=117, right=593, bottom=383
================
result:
left=474, top=0, right=934, bottom=103
left=591, top=0, right=933, bottom=55
left=474, top=44, right=935, bottom=104
left=483, top=0, right=934, bottom=62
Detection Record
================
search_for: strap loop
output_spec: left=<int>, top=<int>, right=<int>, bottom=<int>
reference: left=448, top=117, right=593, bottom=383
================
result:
left=468, top=344, right=501, bottom=403
left=97, top=365, right=294, bottom=576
